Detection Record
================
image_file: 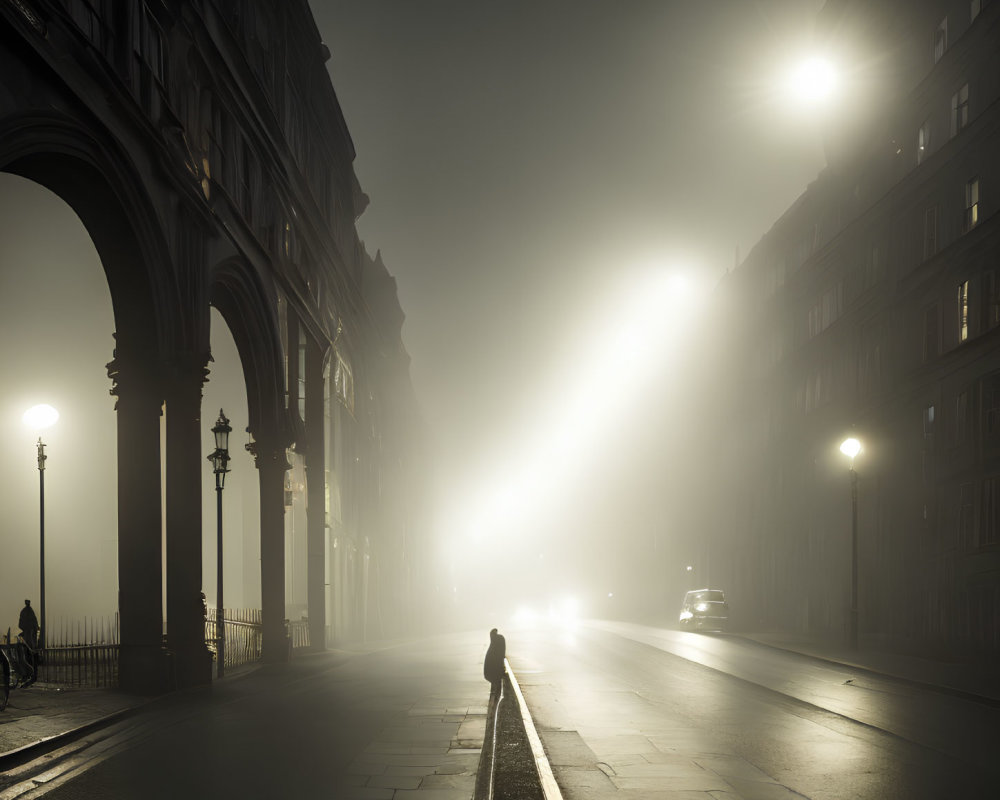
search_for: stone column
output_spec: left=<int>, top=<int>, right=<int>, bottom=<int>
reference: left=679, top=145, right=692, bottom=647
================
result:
left=252, top=432, right=290, bottom=662
left=107, top=350, right=169, bottom=694
left=164, top=355, right=212, bottom=687
left=305, top=339, right=327, bottom=651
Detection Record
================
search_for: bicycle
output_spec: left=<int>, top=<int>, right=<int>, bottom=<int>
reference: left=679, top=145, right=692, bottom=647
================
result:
left=0, top=635, right=38, bottom=711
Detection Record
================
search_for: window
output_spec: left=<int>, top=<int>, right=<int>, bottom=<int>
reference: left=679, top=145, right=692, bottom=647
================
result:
left=965, top=177, right=980, bottom=231
left=982, top=477, right=1000, bottom=546
left=959, top=483, right=974, bottom=549
left=917, top=120, right=930, bottom=164
left=863, top=244, right=883, bottom=290
left=806, top=284, right=843, bottom=339
left=924, top=404, right=936, bottom=452
left=934, top=17, right=948, bottom=62
left=333, top=350, right=355, bottom=415
left=956, top=390, right=969, bottom=443
left=924, top=206, right=938, bottom=258
left=207, top=104, right=228, bottom=192
left=858, top=339, right=882, bottom=398
left=958, top=280, right=970, bottom=342
left=133, top=4, right=165, bottom=84
left=985, top=377, right=1000, bottom=435
left=952, top=83, right=970, bottom=136
left=985, top=271, right=1000, bottom=329
left=923, top=304, right=940, bottom=362
left=807, top=302, right=821, bottom=339
left=68, top=0, right=103, bottom=47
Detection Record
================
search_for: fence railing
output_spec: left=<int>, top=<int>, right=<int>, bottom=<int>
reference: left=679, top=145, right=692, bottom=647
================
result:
left=206, top=608, right=263, bottom=670
left=288, top=618, right=311, bottom=650
left=3, top=608, right=311, bottom=687
left=2, top=616, right=121, bottom=688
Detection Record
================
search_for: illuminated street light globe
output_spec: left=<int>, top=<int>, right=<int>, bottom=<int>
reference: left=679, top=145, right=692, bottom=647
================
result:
left=23, top=404, right=59, bottom=430
left=840, top=437, right=862, bottom=460
left=784, top=56, right=838, bottom=107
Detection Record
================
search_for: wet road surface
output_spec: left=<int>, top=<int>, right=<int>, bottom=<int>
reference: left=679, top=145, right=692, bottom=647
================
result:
left=511, top=620, right=999, bottom=800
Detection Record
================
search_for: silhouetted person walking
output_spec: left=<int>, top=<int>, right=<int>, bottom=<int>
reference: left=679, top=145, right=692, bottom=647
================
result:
left=19, top=599, right=38, bottom=650
left=483, top=627, right=506, bottom=695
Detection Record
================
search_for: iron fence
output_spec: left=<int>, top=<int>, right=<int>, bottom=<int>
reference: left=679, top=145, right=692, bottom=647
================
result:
left=288, top=618, right=310, bottom=649
left=206, top=608, right=263, bottom=669
left=3, top=616, right=121, bottom=688
left=3, top=607, right=311, bottom=688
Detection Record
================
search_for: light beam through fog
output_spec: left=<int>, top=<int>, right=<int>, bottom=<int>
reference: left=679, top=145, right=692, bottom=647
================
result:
left=445, top=268, right=703, bottom=556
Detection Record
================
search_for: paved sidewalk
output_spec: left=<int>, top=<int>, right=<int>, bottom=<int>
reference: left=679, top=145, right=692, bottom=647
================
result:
left=0, top=635, right=492, bottom=800
left=0, top=683, right=144, bottom=762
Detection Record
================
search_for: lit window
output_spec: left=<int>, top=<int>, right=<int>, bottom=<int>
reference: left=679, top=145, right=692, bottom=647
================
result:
left=934, top=18, right=948, bottom=62
left=917, top=120, right=930, bottom=164
left=958, top=280, right=970, bottom=342
left=952, top=83, right=970, bottom=136
left=965, top=177, right=980, bottom=231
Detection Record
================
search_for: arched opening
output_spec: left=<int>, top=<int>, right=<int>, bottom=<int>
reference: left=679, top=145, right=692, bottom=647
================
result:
left=210, top=260, right=290, bottom=660
left=0, top=172, right=117, bottom=639
left=2, top=122, right=177, bottom=691
left=202, top=307, right=261, bottom=617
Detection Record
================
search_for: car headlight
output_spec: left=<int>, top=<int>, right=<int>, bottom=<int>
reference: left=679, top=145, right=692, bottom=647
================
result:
left=679, top=610, right=693, bottom=621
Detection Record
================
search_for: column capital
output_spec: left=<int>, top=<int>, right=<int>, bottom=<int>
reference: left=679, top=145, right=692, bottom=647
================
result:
left=246, top=419, right=294, bottom=471
left=247, top=438, right=293, bottom=472
left=105, top=338, right=162, bottom=413
left=163, top=350, right=212, bottom=384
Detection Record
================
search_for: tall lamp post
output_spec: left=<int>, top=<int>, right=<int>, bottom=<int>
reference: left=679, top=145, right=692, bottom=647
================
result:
left=207, top=409, right=231, bottom=678
left=839, top=437, right=862, bottom=650
left=23, top=404, right=59, bottom=652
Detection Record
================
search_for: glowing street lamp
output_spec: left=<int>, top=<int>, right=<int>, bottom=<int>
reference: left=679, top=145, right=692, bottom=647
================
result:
left=207, top=409, right=231, bottom=678
left=839, top=437, right=862, bottom=649
left=783, top=55, right=839, bottom=108
left=23, top=404, right=59, bottom=652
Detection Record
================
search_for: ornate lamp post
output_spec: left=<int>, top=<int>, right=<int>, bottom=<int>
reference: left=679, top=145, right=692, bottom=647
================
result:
left=839, top=437, right=862, bottom=650
left=23, top=404, right=59, bottom=652
left=207, top=409, right=231, bottom=678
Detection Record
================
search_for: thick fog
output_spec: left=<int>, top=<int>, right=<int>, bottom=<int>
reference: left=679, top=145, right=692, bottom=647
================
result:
left=0, top=2, right=828, bottom=642
left=316, top=1, right=827, bottom=627
left=0, top=175, right=260, bottom=639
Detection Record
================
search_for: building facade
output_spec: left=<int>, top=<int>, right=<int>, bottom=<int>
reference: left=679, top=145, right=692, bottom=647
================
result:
left=0, top=0, right=425, bottom=690
left=702, top=0, right=1000, bottom=657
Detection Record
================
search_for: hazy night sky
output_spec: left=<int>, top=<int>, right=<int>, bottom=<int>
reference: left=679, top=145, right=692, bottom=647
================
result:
left=0, top=2, right=829, bottom=633
left=313, top=1, right=827, bottom=611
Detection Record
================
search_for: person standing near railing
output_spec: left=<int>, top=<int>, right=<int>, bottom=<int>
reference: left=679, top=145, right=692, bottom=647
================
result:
left=18, top=599, right=38, bottom=649
left=18, top=599, right=39, bottom=686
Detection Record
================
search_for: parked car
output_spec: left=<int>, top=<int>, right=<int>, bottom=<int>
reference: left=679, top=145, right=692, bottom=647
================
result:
left=679, top=588, right=728, bottom=631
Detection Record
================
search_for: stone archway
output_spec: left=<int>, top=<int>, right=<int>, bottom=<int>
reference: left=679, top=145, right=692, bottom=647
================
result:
left=0, top=114, right=184, bottom=692
left=210, top=258, right=292, bottom=661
